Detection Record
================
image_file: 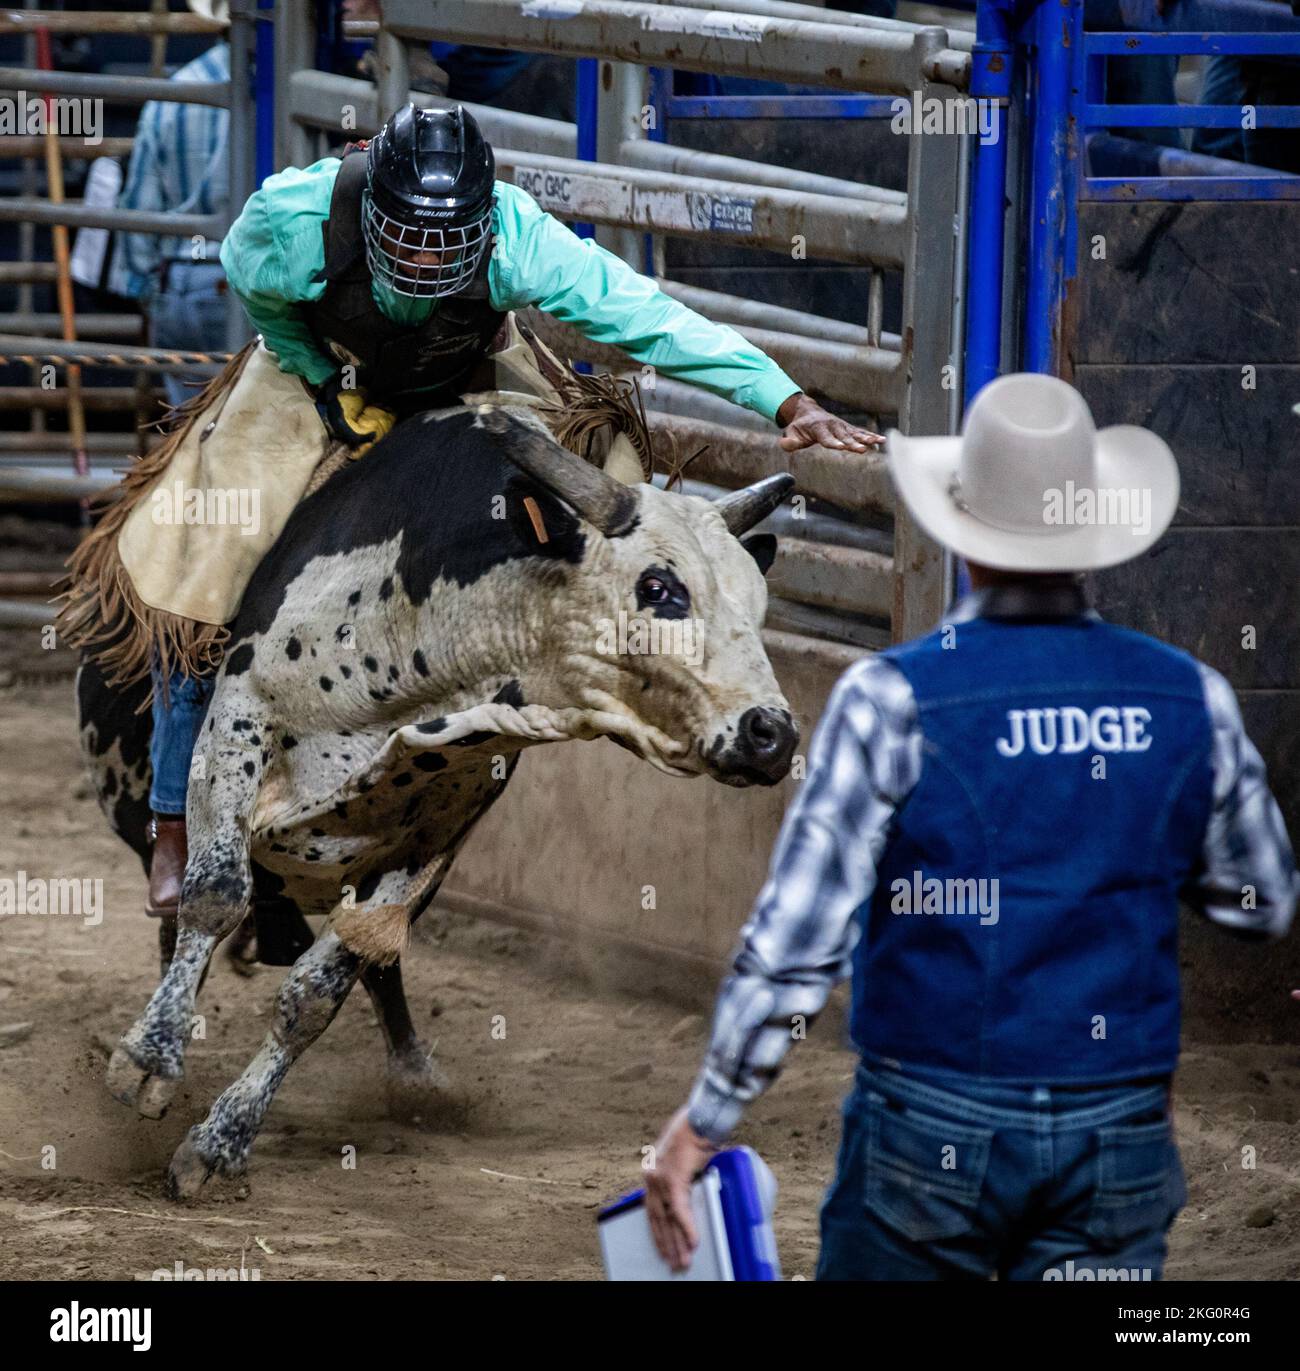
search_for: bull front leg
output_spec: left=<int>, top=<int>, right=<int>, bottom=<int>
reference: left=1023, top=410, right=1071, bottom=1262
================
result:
left=166, top=929, right=362, bottom=1199
left=361, top=959, right=451, bottom=1122
left=107, top=689, right=267, bottom=1119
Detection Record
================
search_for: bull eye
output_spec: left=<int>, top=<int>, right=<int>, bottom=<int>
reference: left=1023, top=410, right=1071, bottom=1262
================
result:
left=636, top=566, right=690, bottom=617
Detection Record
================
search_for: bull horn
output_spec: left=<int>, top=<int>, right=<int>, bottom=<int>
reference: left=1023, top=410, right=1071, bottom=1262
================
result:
left=474, top=404, right=639, bottom=538
left=714, top=473, right=795, bottom=536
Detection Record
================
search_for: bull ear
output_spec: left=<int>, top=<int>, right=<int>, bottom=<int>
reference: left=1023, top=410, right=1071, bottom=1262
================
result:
left=714, top=473, right=795, bottom=536
left=474, top=404, right=639, bottom=538
left=741, top=533, right=777, bottom=576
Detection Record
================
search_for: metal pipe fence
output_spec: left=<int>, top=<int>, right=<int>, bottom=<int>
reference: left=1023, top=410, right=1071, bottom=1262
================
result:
left=489, top=148, right=910, bottom=268
left=0, top=0, right=254, bottom=466
left=1016, top=0, right=1300, bottom=380
left=0, top=10, right=224, bottom=35
left=0, top=198, right=225, bottom=238
left=383, top=0, right=968, bottom=94
left=0, top=67, right=231, bottom=106
left=293, top=0, right=974, bottom=641
left=5, top=1, right=974, bottom=647
left=0, top=600, right=60, bottom=628
left=0, top=466, right=119, bottom=500
left=0, top=338, right=231, bottom=374
left=653, top=278, right=902, bottom=352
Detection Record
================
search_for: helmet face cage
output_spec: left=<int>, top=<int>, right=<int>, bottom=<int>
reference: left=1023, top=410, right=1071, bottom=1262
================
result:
left=362, top=189, right=492, bottom=300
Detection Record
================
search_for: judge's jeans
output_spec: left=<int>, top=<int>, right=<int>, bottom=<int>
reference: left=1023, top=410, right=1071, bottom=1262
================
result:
left=149, top=661, right=215, bottom=815
left=816, top=1061, right=1185, bottom=1282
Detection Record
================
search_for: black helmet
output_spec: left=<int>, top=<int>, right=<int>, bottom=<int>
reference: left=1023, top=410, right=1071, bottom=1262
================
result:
left=363, top=104, right=496, bottom=300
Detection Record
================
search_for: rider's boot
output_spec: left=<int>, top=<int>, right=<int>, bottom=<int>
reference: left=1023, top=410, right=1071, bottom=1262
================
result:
left=146, top=814, right=187, bottom=918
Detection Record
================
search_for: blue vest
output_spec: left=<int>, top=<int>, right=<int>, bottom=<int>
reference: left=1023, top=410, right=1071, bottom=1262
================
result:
left=853, top=613, right=1214, bottom=1083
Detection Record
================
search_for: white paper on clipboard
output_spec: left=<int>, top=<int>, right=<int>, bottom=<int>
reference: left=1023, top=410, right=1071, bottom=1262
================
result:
left=599, top=1167, right=733, bottom=1282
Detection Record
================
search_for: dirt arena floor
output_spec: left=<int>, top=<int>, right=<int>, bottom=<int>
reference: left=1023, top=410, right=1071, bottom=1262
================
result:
left=2, top=672, right=1299, bottom=1282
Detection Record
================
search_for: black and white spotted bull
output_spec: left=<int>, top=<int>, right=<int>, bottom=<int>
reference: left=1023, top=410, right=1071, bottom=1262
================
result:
left=80, top=402, right=797, bottom=1198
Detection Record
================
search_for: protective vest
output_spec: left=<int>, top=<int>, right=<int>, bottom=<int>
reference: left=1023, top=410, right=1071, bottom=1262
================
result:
left=853, top=612, right=1214, bottom=1084
left=303, top=150, right=505, bottom=410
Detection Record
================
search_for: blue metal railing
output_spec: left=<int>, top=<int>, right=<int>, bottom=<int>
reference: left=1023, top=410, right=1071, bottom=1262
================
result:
left=254, top=0, right=275, bottom=187
left=574, top=56, right=599, bottom=243
left=964, top=0, right=1016, bottom=405
left=637, top=66, right=910, bottom=289
left=1082, top=16, right=1300, bottom=202
left=963, top=0, right=1300, bottom=394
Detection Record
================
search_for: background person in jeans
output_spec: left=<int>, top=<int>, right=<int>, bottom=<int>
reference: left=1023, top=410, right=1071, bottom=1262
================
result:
left=645, top=373, right=1297, bottom=1281
left=106, top=5, right=232, bottom=910
left=109, top=8, right=230, bottom=411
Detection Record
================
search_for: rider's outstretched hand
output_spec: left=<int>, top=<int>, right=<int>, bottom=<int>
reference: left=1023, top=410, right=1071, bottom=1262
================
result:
left=776, top=391, right=883, bottom=454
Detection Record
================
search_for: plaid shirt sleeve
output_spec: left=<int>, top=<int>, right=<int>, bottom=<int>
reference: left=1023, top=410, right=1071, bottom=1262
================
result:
left=1186, top=662, right=1298, bottom=938
left=685, top=656, right=923, bottom=1144
left=112, top=99, right=166, bottom=299
left=111, top=44, right=230, bottom=301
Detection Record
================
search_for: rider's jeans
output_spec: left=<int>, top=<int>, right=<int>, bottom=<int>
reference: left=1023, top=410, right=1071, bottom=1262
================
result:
left=148, top=661, right=214, bottom=815
left=816, top=1060, right=1185, bottom=1282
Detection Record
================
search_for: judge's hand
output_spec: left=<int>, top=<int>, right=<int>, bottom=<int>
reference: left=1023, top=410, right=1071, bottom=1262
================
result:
left=776, top=391, right=884, bottom=453
left=644, top=1107, right=716, bottom=1273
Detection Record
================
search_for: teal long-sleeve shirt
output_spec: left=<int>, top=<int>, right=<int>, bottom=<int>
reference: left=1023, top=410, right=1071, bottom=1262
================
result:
left=219, top=157, right=801, bottom=423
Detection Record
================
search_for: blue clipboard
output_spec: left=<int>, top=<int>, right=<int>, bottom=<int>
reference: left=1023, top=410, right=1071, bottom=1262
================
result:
left=597, top=1146, right=781, bottom=1281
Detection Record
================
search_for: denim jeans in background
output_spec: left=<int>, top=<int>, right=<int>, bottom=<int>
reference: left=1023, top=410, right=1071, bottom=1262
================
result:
left=817, top=1061, right=1185, bottom=1281
left=150, top=260, right=229, bottom=410
left=1191, top=56, right=1248, bottom=163
left=149, top=660, right=215, bottom=815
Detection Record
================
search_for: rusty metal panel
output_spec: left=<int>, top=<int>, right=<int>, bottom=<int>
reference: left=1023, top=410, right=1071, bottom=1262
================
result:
left=894, top=78, right=961, bottom=642
left=383, top=0, right=964, bottom=96
left=493, top=148, right=909, bottom=268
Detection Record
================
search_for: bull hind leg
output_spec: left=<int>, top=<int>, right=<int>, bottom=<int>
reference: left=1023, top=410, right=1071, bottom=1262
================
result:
left=108, top=688, right=267, bottom=1118
left=361, top=960, right=450, bottom=1122
left=354, top=842, right=477, bottom=1121
left=76, top=661, right=177, bottom=973
left=166, top=929, right=362, bottom=1199
left=167, top=835, right=477, bottom=1192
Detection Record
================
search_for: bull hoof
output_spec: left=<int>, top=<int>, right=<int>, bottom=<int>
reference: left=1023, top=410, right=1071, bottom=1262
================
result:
left=166, top=1125, right=244, bottom=1201
left=386, top=1046, right=451, bottom=1123
left=105, top=1046, right=148, bottom=1106
left=106, top=1043, right=183, bottom=1119
left=166, top=1132, right=216, bottom=1200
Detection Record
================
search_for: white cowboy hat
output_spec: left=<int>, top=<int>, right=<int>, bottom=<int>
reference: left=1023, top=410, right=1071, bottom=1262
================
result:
left=186, top=0, right=229, bottom=23
left=887, top=373, right=1180, bottom=572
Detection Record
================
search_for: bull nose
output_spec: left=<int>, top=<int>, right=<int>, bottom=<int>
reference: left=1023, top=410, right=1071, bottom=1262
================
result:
left=734, top=706, right=797, bottom=781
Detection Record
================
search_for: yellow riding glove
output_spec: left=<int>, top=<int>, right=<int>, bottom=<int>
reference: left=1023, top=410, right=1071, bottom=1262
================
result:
left=317, top=375, right=397, bottom=452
